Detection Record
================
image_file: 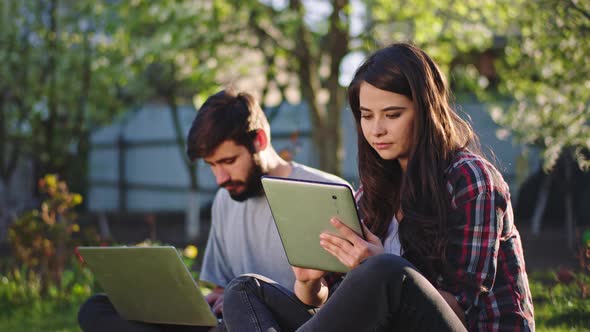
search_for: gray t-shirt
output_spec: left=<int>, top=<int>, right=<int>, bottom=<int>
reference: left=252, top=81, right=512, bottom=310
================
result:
left=199, top=162, right=350, bottom=290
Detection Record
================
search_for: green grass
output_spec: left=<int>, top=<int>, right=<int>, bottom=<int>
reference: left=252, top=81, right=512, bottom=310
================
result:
left=529, top=271, right=590, bottom=331
left=0, top=302, right=80, bottom=332
left=0, top=270, right=588, bottom=331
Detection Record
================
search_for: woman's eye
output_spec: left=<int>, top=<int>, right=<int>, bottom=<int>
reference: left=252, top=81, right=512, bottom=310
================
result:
left=386, top=113, right=400, bottom=119
left=361, top=114, right=372, bottom=119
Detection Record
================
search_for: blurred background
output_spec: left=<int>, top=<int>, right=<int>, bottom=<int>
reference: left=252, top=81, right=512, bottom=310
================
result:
left=0, top=0, right=589, bottom=330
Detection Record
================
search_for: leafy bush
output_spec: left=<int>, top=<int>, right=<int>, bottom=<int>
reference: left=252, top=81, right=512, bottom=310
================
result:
left=0, top=257, right=96, bottom=314
left=8, top=174, right=99, bottom=293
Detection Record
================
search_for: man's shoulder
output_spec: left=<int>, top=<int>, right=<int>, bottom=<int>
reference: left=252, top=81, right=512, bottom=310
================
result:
left=213, top=188, right=230, bottom=203
left=290, top=162, right=351, bottom=186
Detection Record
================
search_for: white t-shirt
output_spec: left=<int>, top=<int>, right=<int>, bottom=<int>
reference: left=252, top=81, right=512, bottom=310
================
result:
left=355, top=188, right=402, bottom=256
left=199, top=162, right=350, bottom=290
left=383, top=216, right=402, bottom=256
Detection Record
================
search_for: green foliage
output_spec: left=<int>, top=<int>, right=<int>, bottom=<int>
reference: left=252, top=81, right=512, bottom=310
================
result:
left=368, top=1, right=507, bottom=49
left=0, top=304, right=81, bottom=332
left=0, top=240, right=202, bottom=331
left=529, top=270, right=590, bottom=331
left=0, top=266, right=588, bottom=331
left=109, top=0, right=230, bottom=102
left=0, top=259, right=95, bottom=312
left=492, top=0, right=590, bottom=172
left=0, top=259, right=94, bottom=332
left=8, top=174, right=99, bottom=292
left=0, top=0, right=131, bottom=182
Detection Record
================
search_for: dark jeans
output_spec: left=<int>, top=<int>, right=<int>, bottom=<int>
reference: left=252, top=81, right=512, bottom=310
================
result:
left=223, top=254, right=467, bottom=332
left=78, top=293, right=223, bottom=332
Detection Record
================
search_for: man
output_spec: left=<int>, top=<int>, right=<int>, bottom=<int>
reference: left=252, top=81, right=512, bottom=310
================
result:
left=187, top=89, right=349, bottom=316
left=77, top=89, right=349, bottom=331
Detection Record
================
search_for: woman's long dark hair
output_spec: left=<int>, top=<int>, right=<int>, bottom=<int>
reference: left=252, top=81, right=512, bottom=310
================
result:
left=348, top=43, right=478, bottom=284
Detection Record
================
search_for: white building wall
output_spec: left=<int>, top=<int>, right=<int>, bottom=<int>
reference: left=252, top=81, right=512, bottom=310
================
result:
left=88, top=101, right=537, bottom=212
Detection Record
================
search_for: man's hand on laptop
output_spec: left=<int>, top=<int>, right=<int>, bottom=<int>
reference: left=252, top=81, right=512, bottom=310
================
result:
left=206, top=286, right=225, bottom=316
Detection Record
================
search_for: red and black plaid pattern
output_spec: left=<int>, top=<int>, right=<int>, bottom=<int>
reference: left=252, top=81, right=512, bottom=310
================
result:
left=440, top=152, right=534, bottom=331
left=338, top=152, right=534, bottom=331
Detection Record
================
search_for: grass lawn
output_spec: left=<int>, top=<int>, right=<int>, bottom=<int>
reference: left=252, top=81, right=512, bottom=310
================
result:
left=529, top=271, right=590, bottom=331
left=0, top=303, right=80, bottom=332
left=0, top=271, right=588, bottom=331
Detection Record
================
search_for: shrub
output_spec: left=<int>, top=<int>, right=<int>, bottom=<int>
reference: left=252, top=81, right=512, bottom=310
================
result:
left=8, top=174, right=98, bottom=293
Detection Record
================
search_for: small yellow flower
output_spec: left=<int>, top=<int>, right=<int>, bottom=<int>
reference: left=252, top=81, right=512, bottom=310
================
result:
left=183, top=245, right=198, bottom=259
left=72, top=224, right=80, bottom=232
left=71, top=193, right=83, bottom=206
left=45, top=174, right=58, bottom=189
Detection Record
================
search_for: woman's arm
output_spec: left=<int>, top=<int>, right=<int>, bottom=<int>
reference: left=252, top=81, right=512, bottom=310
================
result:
left=444, top=159, right=507, bottom=315
left=438, top=289, right=467, bottom=326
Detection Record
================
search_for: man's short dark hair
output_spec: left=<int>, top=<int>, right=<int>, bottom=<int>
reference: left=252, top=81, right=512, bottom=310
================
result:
left=186, top=89, right=268, bottom=161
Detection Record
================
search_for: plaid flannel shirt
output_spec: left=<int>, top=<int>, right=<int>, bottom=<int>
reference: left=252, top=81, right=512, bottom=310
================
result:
left=326, top=151, right=534, bottom=331
left=440, top=151, right=534, bottom=331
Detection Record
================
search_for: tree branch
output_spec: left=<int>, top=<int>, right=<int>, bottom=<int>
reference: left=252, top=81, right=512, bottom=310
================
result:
left=567, top=0, right=590, bottom=22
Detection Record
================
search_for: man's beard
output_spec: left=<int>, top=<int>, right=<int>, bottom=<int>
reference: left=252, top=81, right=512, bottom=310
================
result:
left=221, top=160, right=265, bottom=202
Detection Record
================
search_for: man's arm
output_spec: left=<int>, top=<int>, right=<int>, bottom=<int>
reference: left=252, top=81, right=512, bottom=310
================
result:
left=205, top=286, right=225, bottom=316
left=200, top=191, right=234, bottom=283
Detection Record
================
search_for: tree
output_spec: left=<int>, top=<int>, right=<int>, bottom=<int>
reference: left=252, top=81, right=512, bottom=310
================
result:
left=212, top=0, right=350, bottom=175
left=109, top=0, right=238, bottom=241
left=0, top=0, right=130, bottom=241
left=493, top=0, right=590, bottom=171
left=213, top=0, right=517, bottom=176
left=491, top=0, right=590, bottom=246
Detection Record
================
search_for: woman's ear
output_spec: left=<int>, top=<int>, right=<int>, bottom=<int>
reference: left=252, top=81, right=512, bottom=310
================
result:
left=253, top=129, right=269, bottom=152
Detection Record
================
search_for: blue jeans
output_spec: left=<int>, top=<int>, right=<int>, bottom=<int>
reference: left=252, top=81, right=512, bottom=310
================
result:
left=223, top=255, right=467, bottom=332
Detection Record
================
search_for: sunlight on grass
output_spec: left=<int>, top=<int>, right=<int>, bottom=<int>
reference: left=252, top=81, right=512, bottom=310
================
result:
left=0, top=260, right=588, bottom=331
left=0, top=304, right=81, bottom=332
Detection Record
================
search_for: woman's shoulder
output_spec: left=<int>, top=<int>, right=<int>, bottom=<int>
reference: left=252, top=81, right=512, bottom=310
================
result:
left=446, top=150, right=488, bottom=172
left=444, top=150, right=508, bottom=206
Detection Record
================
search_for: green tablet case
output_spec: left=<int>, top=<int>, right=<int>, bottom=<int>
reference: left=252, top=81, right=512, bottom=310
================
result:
left=261, top=176, right=364, bottom=273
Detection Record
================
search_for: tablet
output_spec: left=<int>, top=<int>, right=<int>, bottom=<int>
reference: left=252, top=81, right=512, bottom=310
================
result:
left=77, top=246, right=218, bottom=327
left=261, top=176, right=364, bottom=273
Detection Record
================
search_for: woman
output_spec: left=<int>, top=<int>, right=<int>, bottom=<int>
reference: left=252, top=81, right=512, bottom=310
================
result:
left=222, top=43, right=534, bottom=331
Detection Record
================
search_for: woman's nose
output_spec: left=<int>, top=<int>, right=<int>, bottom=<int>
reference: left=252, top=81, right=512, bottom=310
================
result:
left=371, top=119, right=387, bottom=137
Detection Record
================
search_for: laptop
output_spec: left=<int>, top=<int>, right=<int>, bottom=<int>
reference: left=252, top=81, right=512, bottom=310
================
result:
left=261, top=176, right=364, bottom=273
left=77, top=246, right=218, bottom=327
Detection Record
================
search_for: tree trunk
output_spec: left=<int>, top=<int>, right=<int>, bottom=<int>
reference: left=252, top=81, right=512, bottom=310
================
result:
left=531, top=173, right=552, bottom=235
left=564, top=155, right=575, bottom=250
left=167, top=91, right=200, bottom=242
left=292, top=0, right=349, bottom=176
left=0, top=176, right=11, bottom=243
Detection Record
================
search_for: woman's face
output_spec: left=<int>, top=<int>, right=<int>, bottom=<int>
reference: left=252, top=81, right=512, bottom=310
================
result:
left=359, top=82, right=416, bottom=171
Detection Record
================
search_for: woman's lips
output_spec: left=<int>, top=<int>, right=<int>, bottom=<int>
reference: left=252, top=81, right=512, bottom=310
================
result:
left=374, top=143, right=392, bottom=150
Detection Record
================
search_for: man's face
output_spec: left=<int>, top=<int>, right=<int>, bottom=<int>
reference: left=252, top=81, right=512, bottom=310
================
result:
left=204, top=140, right=264, bottom=202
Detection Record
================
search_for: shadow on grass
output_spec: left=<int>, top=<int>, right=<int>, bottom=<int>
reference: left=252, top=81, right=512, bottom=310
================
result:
left=542, top=309, right=590, bottom=329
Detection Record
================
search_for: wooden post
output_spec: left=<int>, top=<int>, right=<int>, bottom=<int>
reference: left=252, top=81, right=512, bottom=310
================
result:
left=117, top=135, right=127, bottom=212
